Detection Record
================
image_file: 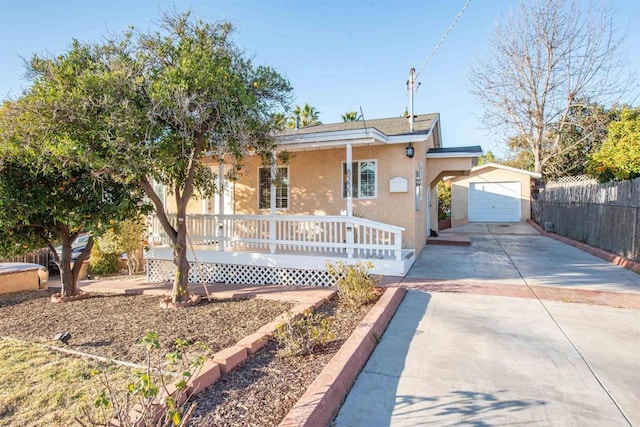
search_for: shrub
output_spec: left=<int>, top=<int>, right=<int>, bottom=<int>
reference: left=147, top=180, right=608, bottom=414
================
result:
left=328, top=261, right=380, bottom=308
left=274, top=309, right=334, bottom=356
left=89, top=245, right=119, bottom=277
left=81, top=331, right=208, bottom=427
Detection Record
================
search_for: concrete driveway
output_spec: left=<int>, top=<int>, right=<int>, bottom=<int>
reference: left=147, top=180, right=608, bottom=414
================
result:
left=409, top=222, right=640, bottom=293
left=336, top=223, right=640, bottom=426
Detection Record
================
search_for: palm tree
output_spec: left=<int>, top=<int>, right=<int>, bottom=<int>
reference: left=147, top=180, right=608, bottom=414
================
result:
left=341, top=111, right=362, bottom=122
left=286, top=103, right=322, bottom=128
left=272, top=112, right=287, bottom=129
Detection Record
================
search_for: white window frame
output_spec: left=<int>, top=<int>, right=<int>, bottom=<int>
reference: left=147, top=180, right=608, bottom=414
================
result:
left=342, top=159, right=377, bottom=199
left=258, top=166, right=289, bottom=210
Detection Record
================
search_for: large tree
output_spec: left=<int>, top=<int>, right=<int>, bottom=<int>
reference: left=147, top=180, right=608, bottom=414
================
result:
left=341, top=111, right=361, bottom=122
left=470, top=0, right=630, bottom=177
left=588, top=107, right=640, bottom=182
left=0, top=105, right=146, bottom=297
left=286, top=103, right=321, bottom=128
left=19, top=13, right=291, bottom=303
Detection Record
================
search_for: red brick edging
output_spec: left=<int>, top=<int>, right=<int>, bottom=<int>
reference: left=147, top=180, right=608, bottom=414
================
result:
left=279, top=286, right=408, bottom=427
left=526, top=219, right=640, bottom=273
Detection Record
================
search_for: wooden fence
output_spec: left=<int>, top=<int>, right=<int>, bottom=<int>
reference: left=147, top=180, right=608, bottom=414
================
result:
left=532, top=177, right=640, bottom=261
left=0, top=247, right=51, bottom=267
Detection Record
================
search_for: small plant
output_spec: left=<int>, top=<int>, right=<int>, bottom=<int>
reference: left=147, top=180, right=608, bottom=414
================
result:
left=79, top=331, right=209, bottom=427
left=327, top=261, right=380, bottom=308
left=89, top=245, right=119, bottom=277
left=274, top=309, right=334, bottom=356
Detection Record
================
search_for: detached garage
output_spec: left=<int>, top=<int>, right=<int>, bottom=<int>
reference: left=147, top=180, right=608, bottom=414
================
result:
left=447, top=163, right=541, bottom=227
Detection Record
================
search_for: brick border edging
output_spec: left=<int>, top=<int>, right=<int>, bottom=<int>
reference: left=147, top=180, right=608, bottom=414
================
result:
left=279, top=286, right=408, bottom=427
left=125, top=293, right=336, bottom=425
left=527, top=219, right=640, bottom=273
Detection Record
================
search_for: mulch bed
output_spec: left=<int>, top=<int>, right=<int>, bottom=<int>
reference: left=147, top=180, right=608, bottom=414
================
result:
left=0, top=289, right=294, bottom=365
left=189, top=295, right=379, bottom=426
left=0, top=287, right=381, bottom=425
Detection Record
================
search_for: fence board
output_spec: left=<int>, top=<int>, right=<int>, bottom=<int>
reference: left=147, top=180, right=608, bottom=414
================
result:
left=533, top=177, right=640, bottom=261
left=0, top=248, right=51, bottom=267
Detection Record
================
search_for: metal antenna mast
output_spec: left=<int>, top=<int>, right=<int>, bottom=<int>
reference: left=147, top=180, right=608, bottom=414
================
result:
left=407, top=68, right=420, bottom=132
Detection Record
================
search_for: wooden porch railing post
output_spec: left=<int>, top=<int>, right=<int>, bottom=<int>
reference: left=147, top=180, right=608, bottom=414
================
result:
left=394, top=231, right=402, bottom=260
left=217, top=216, right=224, bottom=252
left=346, top=222, right=354, bottom=258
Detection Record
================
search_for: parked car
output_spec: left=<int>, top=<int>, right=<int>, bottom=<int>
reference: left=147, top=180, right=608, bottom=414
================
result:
left=0, top=262, right=49, bottom=294
left=49, top=234, right=91, bottom=274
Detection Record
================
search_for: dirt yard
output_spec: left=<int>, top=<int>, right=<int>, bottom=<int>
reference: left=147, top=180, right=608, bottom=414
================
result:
left=0, top=287, right=378, bottom=425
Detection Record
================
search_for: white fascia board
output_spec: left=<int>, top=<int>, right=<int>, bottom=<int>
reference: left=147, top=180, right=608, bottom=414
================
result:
left=471, top=162, right=542, bottom=178
left=387, top=133, right=430, bottom=144
left=277, top=128, right=430, bottom=151
left=277, top=128, right=387, bottom=144
left=425, top=152, right=482, bottom=159
left=277, top=137, right=378, bottom=151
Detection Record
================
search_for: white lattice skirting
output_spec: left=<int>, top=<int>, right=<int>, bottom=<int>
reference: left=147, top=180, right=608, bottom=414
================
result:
left=147, top=259, right=336, bottom=287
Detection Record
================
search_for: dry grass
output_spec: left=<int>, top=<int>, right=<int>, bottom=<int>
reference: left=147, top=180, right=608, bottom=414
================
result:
left=0, top=338, right=140, bottom=426
left=0, top=288, right=381, bottom=425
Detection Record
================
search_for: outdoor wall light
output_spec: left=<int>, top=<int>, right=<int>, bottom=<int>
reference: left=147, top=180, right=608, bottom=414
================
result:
left=405, top=143, right=415, bottom=158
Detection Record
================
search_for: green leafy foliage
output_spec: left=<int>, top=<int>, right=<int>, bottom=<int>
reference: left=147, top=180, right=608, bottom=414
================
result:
left=327, top=261, right=380, bottom=309
left=437, top=181, right=451, bottom=221
left=274, top=309, right=334, bottom=356
left=95, top=217, right=146, bottom=275
left=588, top=107, right=640, bottom=182
left=6, top=11, right=292, bottom=303
left=84, top=331, right=209, bottom=426
left=341, top=111, right=362, bottom=122
left=0, top=140, right=147, bottom=295
left=89, top=245, right=120, bottom=277
left=286, top=103, right=321, bottom=128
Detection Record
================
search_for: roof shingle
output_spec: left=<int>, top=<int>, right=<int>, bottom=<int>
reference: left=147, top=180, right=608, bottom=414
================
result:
left=280, top=113, right=438, bottom=137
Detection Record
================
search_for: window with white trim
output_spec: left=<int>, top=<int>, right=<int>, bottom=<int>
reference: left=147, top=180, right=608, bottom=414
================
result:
left=342, top=160, right=377, bottom=199
left=259, top=166, right=289, bottom=209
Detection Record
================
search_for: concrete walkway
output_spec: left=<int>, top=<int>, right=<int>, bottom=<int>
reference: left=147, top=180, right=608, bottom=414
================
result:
left=336, top=223, right=640, bottom=426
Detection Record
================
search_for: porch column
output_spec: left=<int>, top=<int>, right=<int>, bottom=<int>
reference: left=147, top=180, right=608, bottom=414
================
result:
left=269, top=151, right=277, bottom=254
left=217, top=157, right=225, bottom=252
left=345, top=143, right=354, bottom=258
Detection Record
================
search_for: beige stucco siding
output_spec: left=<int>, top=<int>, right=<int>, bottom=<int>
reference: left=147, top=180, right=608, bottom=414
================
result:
left=450, top=167, right=534, bottom=227
left=230, top=144, right=424, bottom=251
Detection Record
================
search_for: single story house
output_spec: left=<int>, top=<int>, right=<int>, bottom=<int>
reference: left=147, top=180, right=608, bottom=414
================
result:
left=446, top=163, right=541, bottom=226
left=146, top=113, right=481, bottom=286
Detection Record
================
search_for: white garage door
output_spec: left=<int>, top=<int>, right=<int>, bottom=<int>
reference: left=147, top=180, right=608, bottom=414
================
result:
left=469, top=181, right=521, bottom=222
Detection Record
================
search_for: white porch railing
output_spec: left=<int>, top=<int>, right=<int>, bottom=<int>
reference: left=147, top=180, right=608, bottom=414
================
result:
left=148, top=214, right=405, bottom=260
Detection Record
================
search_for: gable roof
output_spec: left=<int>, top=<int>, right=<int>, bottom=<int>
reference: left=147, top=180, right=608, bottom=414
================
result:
left=470, top=163, right=542, bottom=178
left=276, top=113, right=441, bottom=150
left=280, top=114, right=438, bottom=137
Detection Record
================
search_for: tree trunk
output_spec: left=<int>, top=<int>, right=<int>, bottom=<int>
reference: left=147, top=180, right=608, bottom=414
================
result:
left=58, top=235, right=76, bottom=298
left=172, top=220, right=190, bottom=303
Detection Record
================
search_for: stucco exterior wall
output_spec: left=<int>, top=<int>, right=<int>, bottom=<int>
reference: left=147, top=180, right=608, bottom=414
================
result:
left=450, top=167, right=534, bottom=227
left=424, top=156, right=477, bottom=233
left=230, top=143, right=424, bottom=251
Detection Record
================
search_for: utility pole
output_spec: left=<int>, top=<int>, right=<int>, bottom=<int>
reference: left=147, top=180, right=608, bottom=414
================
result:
left=407, top=68, right=420, bottom=132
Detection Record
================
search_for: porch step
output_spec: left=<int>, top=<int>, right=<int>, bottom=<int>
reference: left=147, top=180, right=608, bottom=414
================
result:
left=426, top=235, right=471, bottom=247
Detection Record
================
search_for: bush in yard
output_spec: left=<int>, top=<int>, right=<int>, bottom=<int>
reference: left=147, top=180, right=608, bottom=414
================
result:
left=80, top=331, right=209, bottom=427
left=274, top=309, right=334, bottom=356
left=96, top=217, right=147, bottom=275
left=89, top=245, right=120, bottom=277
left=327, top=261, right=380, bottom=308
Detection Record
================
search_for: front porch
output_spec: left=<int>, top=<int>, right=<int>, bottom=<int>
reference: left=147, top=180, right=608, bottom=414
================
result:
left=146, top=214, right=415, bottom=286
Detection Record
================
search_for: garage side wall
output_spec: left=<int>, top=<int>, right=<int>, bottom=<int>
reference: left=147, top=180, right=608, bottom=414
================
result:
left=450, top=168, right=533, bottom=226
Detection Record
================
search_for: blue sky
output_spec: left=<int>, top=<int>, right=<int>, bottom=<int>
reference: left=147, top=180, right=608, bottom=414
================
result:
left=1, top=0, right=638, bottom=155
